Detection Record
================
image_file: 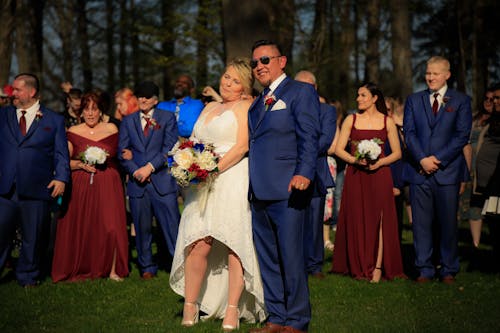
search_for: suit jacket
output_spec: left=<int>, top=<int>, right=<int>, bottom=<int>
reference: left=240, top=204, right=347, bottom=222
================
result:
left=248, top=77, right=321, bottom=201
left=312, top=103, right=336, bottom=196
left=0, top=105, right=70, bottom=200
left=403, top=88, right=472, bottom=185
left=118, top=108, right=179, bottom=197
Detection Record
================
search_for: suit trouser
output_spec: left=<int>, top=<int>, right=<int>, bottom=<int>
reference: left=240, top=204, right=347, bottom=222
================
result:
left=304, top=196, right=325, bottom=274
left=129, top=185, right=179, bottom=274
left=410, top=178, right=460, bottom=278
left=251, top=199, right=311, bottom=331
left=0, top=197, right=17, bottom=274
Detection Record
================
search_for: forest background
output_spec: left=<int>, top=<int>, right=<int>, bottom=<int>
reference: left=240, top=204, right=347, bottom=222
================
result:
left=0, top=0, right=498, bottom=112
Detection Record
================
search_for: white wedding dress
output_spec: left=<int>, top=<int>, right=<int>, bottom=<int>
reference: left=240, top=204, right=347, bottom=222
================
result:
left=169, top=106, right=266, bottom=323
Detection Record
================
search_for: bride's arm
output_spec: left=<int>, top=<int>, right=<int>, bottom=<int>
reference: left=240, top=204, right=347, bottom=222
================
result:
left=216, top=100, right=251, bottom=173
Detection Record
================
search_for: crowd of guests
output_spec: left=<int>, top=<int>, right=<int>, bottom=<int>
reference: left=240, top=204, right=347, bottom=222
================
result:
left=1, top=40, right=499, bottom=332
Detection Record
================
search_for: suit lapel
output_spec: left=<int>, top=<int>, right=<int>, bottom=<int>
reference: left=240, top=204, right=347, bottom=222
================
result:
left=435, top=90, right=453, bottom=123
left=6, top=108, right=21, bottom=142
left=133, top=112, right=146, bottom=146
left=251, top=77, right=291, bottom=131
left=421, top=90, right=436, bottom=128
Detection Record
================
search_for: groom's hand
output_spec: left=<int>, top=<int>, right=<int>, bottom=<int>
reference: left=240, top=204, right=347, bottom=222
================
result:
left=288, top=175, right=311, bottom=192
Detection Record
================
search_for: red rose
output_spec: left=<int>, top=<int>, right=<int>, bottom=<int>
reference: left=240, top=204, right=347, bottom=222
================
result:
left=179, top=140, right=195, bottom=149
left=446, top=107, right=454, bottom=112
left=265, top=97, right=274, bottom=106
left=197, top=169, right=209, bottom=180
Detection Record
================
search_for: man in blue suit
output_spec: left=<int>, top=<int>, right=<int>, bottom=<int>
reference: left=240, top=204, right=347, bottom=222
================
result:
left=118, top=81, right=180, bottom=279
left=248, top=40, right=320, bottom=333
left=403, top=56, right=472, bottom=284
left=0, top=73, right=70, bottom=286
left=294, top=70, right=336, bottom=279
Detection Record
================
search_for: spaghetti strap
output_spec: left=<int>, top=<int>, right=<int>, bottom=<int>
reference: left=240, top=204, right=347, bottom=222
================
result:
left=352, top=114, right=357, bottom=126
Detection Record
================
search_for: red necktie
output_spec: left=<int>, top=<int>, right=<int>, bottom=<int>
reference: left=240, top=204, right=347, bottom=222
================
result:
left=143, top=114, right=151, bottom=137
left=19, top=110, right=27, bottom=136
left=432, top=93, right=439, bottom=115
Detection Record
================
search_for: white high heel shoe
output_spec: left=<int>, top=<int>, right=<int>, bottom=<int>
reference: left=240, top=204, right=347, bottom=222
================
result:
left=222, top=304, right=240, bottom=332
left=181, top=302, right=199, bottom=327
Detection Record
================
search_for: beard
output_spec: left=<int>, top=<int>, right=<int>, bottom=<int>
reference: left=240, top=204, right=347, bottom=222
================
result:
left=174, top=87, right=188, bottom=99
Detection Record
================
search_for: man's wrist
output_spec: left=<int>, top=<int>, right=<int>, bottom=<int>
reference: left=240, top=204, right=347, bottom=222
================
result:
left=147, top=162, right=155, bottom=173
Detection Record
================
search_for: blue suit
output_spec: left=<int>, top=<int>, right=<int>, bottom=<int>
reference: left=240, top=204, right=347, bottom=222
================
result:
left=118, top=109, right=180, bottom=275
left=304, top=103, right=336, bottom=275
left=403, top=88, right=471, bottom=278
left=156, top=97, right=204, bottom=138
left=0, top=105, right=70, bottom=285
left=248, top=77, right=320, bottom=331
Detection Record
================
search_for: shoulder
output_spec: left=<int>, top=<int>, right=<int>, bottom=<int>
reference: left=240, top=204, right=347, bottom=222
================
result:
left=234, top=99, right=252, bottom=113
left=157, top=100, right=175, bottom=111
left=104, top=121, right=118, bottom=133
left=446, top=88, right=470, bottom=102
left=68, top=123, right=85, bottom=134
left=40, top=105, right=63, bottom=119
left=187, top=97, right=204, bottom=108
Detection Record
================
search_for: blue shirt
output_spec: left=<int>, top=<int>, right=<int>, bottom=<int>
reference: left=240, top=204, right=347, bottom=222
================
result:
left=157, top=96, right=204, bottom=138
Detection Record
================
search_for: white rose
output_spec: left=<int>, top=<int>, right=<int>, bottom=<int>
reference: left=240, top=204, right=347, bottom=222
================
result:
left=85, top=146, right=107, bottom=164
left=196, top=150, right=218, bottom=171
left=171, top=166, right=190, bottom=186
left=174, top=149, right=194, bottom=169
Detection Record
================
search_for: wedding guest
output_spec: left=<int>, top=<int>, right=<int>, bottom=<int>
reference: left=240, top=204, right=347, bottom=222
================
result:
left=331, top=82, right=404, bottom=283
left=157, top=74, right=204, bottom=138
left=118, top=81, right=180, bottom=279
left=114, top=87, right=139, bottom=121
left=52, top=91, right=129, bottom=282
left=248, top=40, right=320, bottom=333
left=170, top=58, right=266, bottom=331
left=0, top=73, right=70, bottom=286
left=467, top=86, right=495, bottom=250
left=62, top=88, right=83, bottom=129
left=403, top=56, right=472, bottom=283
left=294, top=70, right=336, bottom=279
left=0, top=86, right=12, bottom=107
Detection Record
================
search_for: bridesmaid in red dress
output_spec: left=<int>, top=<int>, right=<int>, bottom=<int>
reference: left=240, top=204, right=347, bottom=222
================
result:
left=331, top=82, right=405, bottom=283
left=52, top=92, right=129, bottom=282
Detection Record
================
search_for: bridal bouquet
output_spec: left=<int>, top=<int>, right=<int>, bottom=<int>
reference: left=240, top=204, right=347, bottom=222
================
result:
left=168, top=138, right=219, bottom=187
left=354, top=138, right=383, bottom=163
left=79, top=146, right=109, bottom=184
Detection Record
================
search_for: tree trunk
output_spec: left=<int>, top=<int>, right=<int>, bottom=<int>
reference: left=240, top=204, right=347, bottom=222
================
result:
left=365, top=0, right=380, bottom=83
left=54, top=0, right=74, bottom=83
left=106, top=0, right=115, bottom=92
left=15, top=0, right=44, bottom=76
left=118, top=0, right=127, bottom=88
left=390, top=0, right=413, bottom=99
left=76, top=0, right=92, bottom=91
left=308, top=0, right=327, bottom=72
left=0, top=0, right=15, bottom=85
left=196, top=0, right=210, bottom=91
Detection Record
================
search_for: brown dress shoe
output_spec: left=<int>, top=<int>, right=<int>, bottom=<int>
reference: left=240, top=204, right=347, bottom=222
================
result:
left=415, top=276, right=431, bottom=283
left=280, top=326, right=307, bottom=333
left=310, top=272, right=325, bottom=279
left=141, top=272, right=156, bottom=280
left=249, top=322, right=284, bottom=333
left=441, top=275, right=455, bottom=284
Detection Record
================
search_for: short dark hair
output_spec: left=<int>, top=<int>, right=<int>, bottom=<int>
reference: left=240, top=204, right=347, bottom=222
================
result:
left=15, top=73, right=40, bottom=98
left=251, top=40, right=283, bottom=55
left=68, top=88, right=82, bottom=99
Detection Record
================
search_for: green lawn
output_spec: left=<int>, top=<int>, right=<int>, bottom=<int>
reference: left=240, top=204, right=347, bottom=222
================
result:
left=1, top=220, right=499, bottom=333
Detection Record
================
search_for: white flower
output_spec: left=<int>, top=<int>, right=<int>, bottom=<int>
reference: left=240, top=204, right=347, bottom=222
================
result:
left=84, top=146, right=108, bottom=164
left=196, top=150, right=218, bottom=171
left=173, top=149, right=195, bottom=169
left=356, top=139, right=382, bottom=161
left=170, top=166, right=190, bottom=186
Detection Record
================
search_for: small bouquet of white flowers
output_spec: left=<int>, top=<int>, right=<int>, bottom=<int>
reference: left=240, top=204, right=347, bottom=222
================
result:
left=79, top=146, right=109, bottom=184
left=354, top=138, right=383, bottom=163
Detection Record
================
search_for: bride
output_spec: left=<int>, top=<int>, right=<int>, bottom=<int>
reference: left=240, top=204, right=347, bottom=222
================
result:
left=169, top=58, right=266, bottom=331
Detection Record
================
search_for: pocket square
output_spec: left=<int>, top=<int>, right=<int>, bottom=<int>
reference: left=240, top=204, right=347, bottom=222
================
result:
left=43, top=126, right=52, bottom=132
left=270, top=99, right=286, bottom=111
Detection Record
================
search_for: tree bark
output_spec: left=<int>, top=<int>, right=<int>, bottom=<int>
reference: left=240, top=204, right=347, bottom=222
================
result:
left=365, top=0, right=380, bottom=83
left=0, top=0, right=15, bottom=85
left=106, top=0, right=115, bottom=92
left=76, top=0, right=92, bottom=91
left=390, top=0, right=413, bottom=98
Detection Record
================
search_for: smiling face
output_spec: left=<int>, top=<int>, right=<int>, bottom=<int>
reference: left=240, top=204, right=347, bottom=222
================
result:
left=251, top=45, right=286, bottom=87
left=138, top=96, right=158, bottom=113
left=219, top=66, right=245, bottom=102
left=82, top=100, right=101, bottom=128
left=425, top=60, right=451, bottom=92
left=484, top=91, right=494, bottom=113
left=356, top=86, right=378, bottom=112
left=12, top=78, right=36, bottom=109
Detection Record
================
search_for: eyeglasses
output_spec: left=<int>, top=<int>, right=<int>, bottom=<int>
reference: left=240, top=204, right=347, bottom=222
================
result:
left=250, top=56, right=281, bottom=69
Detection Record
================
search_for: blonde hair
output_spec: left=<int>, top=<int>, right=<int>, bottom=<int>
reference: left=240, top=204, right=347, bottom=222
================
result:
left=226, top=57, right=254, bottom=95
left=427, top=56, right=450, bottom=72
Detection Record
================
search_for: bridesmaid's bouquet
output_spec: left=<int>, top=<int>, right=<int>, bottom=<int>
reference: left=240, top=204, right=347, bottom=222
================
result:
left=354, top=138, right=383, bottom=164
left=79, top=146, right=109, bottom=184
left=167, top=138, right=219, bottom=187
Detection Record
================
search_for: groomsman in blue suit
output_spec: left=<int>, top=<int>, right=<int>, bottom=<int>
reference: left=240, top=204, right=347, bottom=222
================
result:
left=118, top=81, right=180, bottom=279
left=294, top=70, right=336, bottom=279
left=248, top=40, right=320, bottom=333
left=0, top=73, right=70, bottom=286
left=403, top=56, right=472, bottom=284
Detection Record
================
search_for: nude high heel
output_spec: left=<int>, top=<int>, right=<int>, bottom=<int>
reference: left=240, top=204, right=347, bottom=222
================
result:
left=222, top=304, right=240, bottom=332
left=181, top=302, right=199, bottom=327
left=370, top=267, right=382, bottom=284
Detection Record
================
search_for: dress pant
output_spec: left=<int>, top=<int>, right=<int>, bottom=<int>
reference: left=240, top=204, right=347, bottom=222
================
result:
left=0, top=196, right=17, bottom=274
left=304, top=195, right=325, bottom=274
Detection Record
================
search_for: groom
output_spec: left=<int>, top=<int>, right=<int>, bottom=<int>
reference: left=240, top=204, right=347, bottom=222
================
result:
left=118, top=81, right=180, bottom=279
left=0, top=73, right=70, bottom=286
left=248, top=40, right=320, bottom=333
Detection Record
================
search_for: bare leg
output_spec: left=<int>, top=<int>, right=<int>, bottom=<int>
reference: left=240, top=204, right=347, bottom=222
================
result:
left=469, top=219, right=483, bottom=248
left=222, top=250, right=243, bottom=330
left=109, top=249, right=123, bottom=281
left=406, top=204, right=413, bottom=225
left=183, top=238, right=212, bottom=325
left=323, top=225, right=334, bottom=251
left=371, top=219, right=383, bottom=283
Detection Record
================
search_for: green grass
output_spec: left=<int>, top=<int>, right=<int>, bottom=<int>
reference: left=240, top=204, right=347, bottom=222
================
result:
left=1, top=220, right=500, bottom=333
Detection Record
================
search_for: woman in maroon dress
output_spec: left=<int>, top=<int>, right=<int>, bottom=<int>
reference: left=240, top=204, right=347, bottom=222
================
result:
left=331, top=82, right=405, bottom=283
left=52, top=92, right=129, bottom=282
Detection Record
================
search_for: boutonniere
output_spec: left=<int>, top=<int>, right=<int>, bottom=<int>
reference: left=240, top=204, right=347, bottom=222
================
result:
left=442, top=96, right=454, bottom=112
left=264, top=94, right=276, bottom=111
left=148, top=118, right=161, bottom=130
left=35, top=110, right=43, bottom=121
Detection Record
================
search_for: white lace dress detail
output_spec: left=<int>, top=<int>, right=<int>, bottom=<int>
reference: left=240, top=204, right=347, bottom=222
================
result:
left=169, top=107, right=266, bottom=323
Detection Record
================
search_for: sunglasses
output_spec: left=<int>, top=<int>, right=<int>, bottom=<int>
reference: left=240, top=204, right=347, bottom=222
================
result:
left=250, top=56, right=281, bottom=69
